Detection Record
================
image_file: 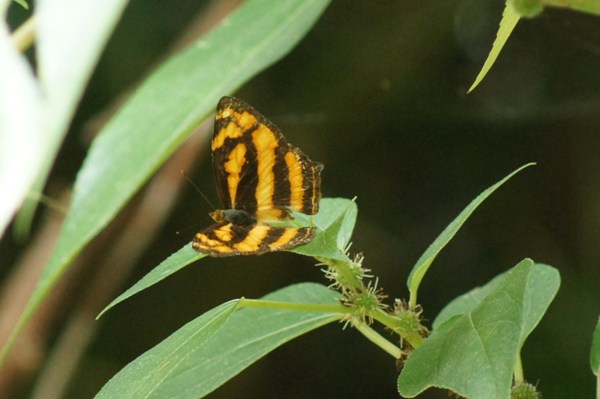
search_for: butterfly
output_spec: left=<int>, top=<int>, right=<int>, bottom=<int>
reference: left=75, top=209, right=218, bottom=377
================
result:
left=192, top=96, right=323, bottom=256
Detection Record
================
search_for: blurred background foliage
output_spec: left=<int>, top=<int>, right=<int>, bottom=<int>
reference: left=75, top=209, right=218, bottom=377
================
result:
left=4, top=0, right=600, bottom=398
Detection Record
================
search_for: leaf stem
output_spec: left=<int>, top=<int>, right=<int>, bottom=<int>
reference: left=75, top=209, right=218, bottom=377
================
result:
left=513, top=351, right=524, bottom=384
left=239, top=298, right=349, bottom=315
left=352, top=321, right=402, bottom=359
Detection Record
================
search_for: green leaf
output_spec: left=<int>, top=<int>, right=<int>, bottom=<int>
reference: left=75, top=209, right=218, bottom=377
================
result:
left=398, top=259, right=560, bottom=399
left=433, top=272, right=506, bottom=329
left=294, top=197, right=357, bottom=238
left=591, top=315, right=600, bottom=373
left=96, top=299, right=239, bottom=399
left=293, top=197, right=357, bottom=261
left=406, top=163, right=535, bottom=308
left=99, top=197, right=353, bottom=316
left=467, top=1, right=521, bottom=93
left=95, top=283, right=340, bottom=399
left=2, top=0, right=331, bottom=362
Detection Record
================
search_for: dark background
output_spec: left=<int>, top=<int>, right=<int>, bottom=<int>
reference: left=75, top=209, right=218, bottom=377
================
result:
left=5, top=1, right=600, bottom=398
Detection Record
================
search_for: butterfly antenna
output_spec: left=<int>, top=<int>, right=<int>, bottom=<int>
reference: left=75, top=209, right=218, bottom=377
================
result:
left=181, top=171, right=216, bottom=210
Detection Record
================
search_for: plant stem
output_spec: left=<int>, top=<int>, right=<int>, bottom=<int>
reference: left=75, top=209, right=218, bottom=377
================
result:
left=513, top=352, right=524, bottom=384
left=353, top=321, right=402, bottom=359
left=239, top=298, right=349, bottom=315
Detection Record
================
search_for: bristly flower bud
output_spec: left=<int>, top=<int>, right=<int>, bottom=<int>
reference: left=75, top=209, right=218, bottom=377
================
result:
left=511, top=382, right=541, bottom=399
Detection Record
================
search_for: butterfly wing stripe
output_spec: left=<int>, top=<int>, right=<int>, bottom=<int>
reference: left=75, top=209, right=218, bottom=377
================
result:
left=213, top=101, right=260, bottom=210
left=212, top=97, right=258, bottom=152
left=192, top=223, right=236, bottom=255
left=267, top=227, right=315, bottom=251
left=284, top=146, right=323, bottom=215
left=232, top=225, right=270, bottom=253
left=222, top=143, right=247, bottom=206
left=212, top=120, right=243, bottom=151
left=284, top=148, right=305, bottom=212
left=212, top=116, right=244, bottom=208
left=233, top=225, right=315, bottom=254
left=251, top=126, right=278, bottom=212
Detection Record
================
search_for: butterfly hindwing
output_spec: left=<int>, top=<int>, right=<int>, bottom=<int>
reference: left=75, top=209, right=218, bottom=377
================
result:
left=193, top=223, right=316, bottom=257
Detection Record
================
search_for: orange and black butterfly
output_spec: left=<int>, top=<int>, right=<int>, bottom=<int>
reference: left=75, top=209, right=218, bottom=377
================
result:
left=192, top=96, right=323, bottom=256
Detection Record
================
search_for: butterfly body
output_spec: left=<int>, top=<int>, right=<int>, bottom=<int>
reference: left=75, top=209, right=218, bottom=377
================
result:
left=193, top=97, right=323, bottom=257
left=210, top=209, right=255, bottom=226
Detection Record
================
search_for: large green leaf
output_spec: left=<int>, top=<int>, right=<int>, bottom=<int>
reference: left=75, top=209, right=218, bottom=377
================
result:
left=99, top=197, right=353, bottom=317
left=398, top=259, right=560, bottom=399
left=95, top=283, right=340, bottom=399
left=2, top=0, right=331, bottom=361
left=406, top=163, right=534, bottom=308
